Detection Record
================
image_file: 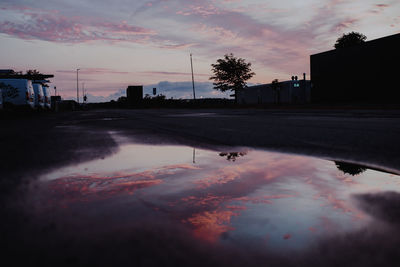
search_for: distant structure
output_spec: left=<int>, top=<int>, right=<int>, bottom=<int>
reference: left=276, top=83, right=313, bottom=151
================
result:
left=126, top=85, right=143, bottom=106
left=237, top=75, right=311, bottom=104
left=310, top=33, right=400, bottom=104
left=0, top=70, right=54, bottom=80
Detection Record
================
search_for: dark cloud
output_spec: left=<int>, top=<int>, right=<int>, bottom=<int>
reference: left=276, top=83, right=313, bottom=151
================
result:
left=144, top=81, right=231, bottom=99
left=354, top=191, right=400, bottom=225
left=74, top=81, right=230, bottom=102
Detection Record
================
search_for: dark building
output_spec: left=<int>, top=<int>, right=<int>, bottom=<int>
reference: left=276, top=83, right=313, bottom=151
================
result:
left=310, top=33, right=400, bottom=104
left=237, top=77, right=311, bottom=105
left=126, top=85, right=143, bottom=106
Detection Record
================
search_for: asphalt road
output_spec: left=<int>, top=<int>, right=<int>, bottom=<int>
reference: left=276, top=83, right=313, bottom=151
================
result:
left=52, top=108, right=400, bottom=171
left=2, top=108, right=400, bottom=192
left=1, top=108, right=400, bottom=266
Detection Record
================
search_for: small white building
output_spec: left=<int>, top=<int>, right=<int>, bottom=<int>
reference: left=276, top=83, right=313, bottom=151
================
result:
left=0, top=88, right=3, bottom=109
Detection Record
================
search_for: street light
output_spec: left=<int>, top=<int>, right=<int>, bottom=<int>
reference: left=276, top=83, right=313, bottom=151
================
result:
left=76, top=68, right=80, bottom=103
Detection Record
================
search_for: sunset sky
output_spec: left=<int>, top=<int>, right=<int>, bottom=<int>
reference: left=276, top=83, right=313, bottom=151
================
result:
left=0, top=0, right=399, bottom=101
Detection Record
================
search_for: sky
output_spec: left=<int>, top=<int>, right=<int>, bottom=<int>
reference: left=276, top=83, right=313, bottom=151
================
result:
left=0, top=0, right=399, bottom=101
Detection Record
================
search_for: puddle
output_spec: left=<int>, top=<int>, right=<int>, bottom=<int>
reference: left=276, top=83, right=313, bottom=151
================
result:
left=100, top=117, right=125, bottom=121
left=164, top=112, right=235, bottom=118
left=26, top=137, right=400, bottom=259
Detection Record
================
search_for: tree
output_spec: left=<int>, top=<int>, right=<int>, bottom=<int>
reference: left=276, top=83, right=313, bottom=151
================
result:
left=271, top=79, right=280, bottom=104
left=219, top=151, right=247, bottom=162
left=26, top=69, right=41, bottom=75
left=334, top=31, right=367, bottom=49
left=335, top=161, right=366, bottom=176
left=210, top=53, right=255, bottom=103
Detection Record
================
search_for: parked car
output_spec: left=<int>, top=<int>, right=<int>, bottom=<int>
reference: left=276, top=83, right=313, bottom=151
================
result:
left=42, top=85, right=51, bottom=109
left=0, top=88, right=3, bottom=109
left=33, top=83, right=45, bottom=109
left=0, top=79, right=35, bottom=108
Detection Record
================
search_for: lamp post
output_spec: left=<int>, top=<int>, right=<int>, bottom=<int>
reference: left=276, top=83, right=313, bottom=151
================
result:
left=76, top=68, right=80, bottom=103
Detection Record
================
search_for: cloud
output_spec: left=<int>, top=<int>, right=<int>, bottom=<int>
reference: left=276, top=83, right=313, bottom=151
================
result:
left=334, top=18, right=359, bottom=32
left=57, top=68, right=131, bottom=75
left=140, top=71, right=209, bottom=77
left=71, top=81, right=230, bottom=102
left=84, top=88, right=126, bottom=103
left=144, top=81, right=231, bottom=99
left=1, top=0, right=399, bottom=99
left=353, top=191, right=400, bottom=225
left=0, top=6, right=156, bottom=43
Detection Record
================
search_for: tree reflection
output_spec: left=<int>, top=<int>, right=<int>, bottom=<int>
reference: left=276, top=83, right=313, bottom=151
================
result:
left=219, top=152, right=247, bottom=162
left=335, top=161, right=367, bottom=176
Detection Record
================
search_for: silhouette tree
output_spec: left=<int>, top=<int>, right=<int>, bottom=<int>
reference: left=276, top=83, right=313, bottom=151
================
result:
left=26, top=69, right=41, bottom=75
left=219, top=152, right=247, bottom=162
left=271, top=79, right=280, bottom=104
left=210, top=53, right=255, bottom=103
left=334, top=32, right=367, bottom=49
left=335, top=161, right=367, bottom=176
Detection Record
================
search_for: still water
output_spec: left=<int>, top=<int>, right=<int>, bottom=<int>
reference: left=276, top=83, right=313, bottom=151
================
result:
left=27, top=136, right=400, bottom=264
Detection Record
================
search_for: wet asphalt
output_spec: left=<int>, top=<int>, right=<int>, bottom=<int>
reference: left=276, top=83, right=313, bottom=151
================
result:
left=1, top=108, right=400, bottom=266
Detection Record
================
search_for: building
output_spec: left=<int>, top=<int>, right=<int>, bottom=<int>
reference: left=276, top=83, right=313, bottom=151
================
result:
left=126, top=85, right=143, bottom=106
left=237, top=76, right=311, bottom=105
left=310, top=33, right=400, bottom=104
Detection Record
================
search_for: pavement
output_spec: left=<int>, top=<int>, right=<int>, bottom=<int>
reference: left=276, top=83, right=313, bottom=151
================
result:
left=2, top=108, right=400, bottom=192
left=1, top=108, right=400, bottom=266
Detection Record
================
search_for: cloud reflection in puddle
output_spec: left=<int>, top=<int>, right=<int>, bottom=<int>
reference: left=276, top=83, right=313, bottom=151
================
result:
left=28, top=137, right=400, bottom=255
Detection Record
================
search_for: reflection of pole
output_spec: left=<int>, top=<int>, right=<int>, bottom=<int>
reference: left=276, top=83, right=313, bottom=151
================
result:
left=193, top=148, right=196, bottom=164
left=76, top=68, right=80, bottom=103
left=82, top=82, right=85, bottom=98
left=190, top=53, right=196, bottom=100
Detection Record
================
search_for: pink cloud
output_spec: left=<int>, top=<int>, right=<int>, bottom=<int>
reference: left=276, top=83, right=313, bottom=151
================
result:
left=376, top=4, right=389, bottom=8
left=40, top=163, right=201, bottom=206
left=185, top=209, right=238, bottom=242
left=140, top=71, right=209, bottom=77
left=176, top=4, right=222, bottom=17
left=334, top=18, right=359, bottom=32
left=283, top=233, right=292, bottom=240
left=157, top=43, right=195, bottom=50
left=0, top=6, right=156, bottom=43
left=56, top=68, right=131, bottom=75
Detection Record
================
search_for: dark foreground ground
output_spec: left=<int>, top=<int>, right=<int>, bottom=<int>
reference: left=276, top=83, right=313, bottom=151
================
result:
left=1, top=108, right=400, bottom=266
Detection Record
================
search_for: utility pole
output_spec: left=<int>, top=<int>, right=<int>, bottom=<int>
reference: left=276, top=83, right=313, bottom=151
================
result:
left=76, top=68, right=80, bottom=103
left=190, top=53, right=196, bottom=100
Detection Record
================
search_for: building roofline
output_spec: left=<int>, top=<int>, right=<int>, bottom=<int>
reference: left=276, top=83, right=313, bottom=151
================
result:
left=0, top=74, right=54, bottom=80
left=310, top=33, right=400, bottom=57
left=248, top=80, right=310, bottom=89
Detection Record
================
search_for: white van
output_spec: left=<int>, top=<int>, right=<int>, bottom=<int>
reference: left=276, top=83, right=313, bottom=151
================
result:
left=42, top=85, right=51, bottom=109
left=0, top=88, right=3, bottom=109
left=0, top=79, right=35, bottom=108
left=33, top=83, right=45, bottom=108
